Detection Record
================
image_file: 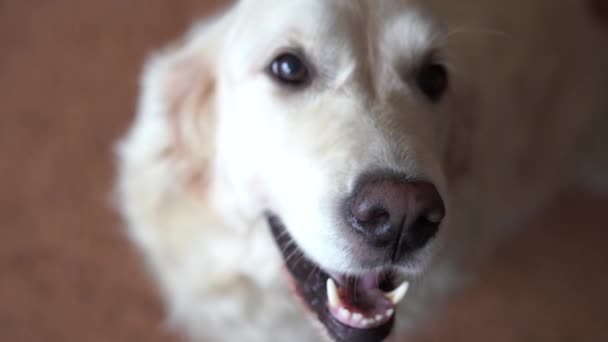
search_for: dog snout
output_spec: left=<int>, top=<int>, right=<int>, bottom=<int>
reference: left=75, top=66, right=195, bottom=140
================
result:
left=346, top=174, right=445, bottom=258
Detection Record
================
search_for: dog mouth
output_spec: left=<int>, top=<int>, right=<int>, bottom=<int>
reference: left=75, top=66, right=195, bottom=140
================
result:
left=267, top=214, right=410, bottom=342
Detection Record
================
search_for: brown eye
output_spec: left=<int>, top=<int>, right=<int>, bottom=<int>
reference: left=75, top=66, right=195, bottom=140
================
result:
left=269, top=53, right=310, bottom=87
left=417, top=63, right=448, bottom=102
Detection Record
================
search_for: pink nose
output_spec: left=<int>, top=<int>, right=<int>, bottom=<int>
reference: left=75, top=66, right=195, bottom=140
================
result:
left=347, top=175, right=445, bottom=256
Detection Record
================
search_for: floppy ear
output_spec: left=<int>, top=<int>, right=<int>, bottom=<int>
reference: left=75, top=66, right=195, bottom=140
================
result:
left=119, top=10, right=234, bottom=195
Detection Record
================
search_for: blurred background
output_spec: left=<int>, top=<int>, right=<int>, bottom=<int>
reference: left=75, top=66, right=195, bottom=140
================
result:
left=1, top=1, right=607, bottom=341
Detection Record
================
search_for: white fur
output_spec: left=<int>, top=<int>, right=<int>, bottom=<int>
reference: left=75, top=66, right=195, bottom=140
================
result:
left=116, top=1, right=608, bottom=341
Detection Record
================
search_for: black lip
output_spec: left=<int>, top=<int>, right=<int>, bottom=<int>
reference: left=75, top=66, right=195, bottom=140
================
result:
left=267, top=214, right=394, bottom=342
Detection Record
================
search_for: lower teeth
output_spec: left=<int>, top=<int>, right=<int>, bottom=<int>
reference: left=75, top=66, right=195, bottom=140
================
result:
left=325, top=278, right=408, bottom=328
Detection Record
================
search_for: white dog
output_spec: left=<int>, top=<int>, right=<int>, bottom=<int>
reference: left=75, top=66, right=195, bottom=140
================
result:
left=116, top=1, right=608, bottom=341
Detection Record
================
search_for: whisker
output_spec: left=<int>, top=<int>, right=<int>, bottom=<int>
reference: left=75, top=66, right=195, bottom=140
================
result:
left=290, top=254, right=307, bottom=270
left=275, top=229, right=291, bottom=239
left=280, top=240, right=297, bottom=256
left=306, top=266, right=319, bottom=283
left=284, top=248, right=302, bottom=265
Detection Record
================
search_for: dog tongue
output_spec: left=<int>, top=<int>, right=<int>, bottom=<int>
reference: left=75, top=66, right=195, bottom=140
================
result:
left=327, top=273, right=405, bottom=329
left=341, top=275, right=393, bottom=312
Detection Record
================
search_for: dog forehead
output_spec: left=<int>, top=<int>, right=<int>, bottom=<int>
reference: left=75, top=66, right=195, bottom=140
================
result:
left=230, top=0, right=431, bottom=49
left=230, top=0, right=361, bottom=46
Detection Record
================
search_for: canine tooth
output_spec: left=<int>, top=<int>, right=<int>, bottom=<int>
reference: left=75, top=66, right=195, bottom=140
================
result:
left=326, top=278, right=340, bottom=308
left=352, top=313, right=363, bottom=322
left=375, top=314, right=383, bottom=322
left=339, top=308, right=351, bottom=320
left=386, top=309, right=395, bottom=318
left=385, top=281, right=409, bottom=305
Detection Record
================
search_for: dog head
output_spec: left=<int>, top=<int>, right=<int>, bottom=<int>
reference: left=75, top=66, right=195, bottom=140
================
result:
left=216, top=1, right=448, bottom=270
left=121, top=0, right=608, bottom=340
left=211, top=3, right=449, bottom=338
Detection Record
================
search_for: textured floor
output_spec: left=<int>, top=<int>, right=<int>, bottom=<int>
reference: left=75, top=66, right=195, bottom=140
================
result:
left=1, top=1, right=607, bottom=341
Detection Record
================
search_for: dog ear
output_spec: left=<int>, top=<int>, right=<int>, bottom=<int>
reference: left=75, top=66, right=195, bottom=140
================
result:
left=123, top=11, right=234, bottom=192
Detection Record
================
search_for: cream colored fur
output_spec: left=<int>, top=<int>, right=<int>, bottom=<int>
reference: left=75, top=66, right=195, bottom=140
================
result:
left=116, top=1, right=608, bottom=341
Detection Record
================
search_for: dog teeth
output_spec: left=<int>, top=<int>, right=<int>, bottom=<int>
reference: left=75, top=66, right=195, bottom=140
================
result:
left=386, top=308, right=394, bottom=318
left=327, top=277, right=402, bottom=328
left=326, top=278, right=340, bottom=308
left=339, top=308, right=351, bottom=320
left=384, top=281, right=409, bottom=305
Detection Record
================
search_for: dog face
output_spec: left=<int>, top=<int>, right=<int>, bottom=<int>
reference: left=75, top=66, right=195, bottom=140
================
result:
left=119, top=0, right=608, bottom=340
left=206, top=1, right=454, bottom=339
left=216, top=0, right=445, bottom=272
left=203, top=1, right=460, bottom=340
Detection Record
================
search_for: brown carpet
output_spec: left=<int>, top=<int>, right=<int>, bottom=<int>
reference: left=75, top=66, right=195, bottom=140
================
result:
left=1, top=1, right=607, bottom=341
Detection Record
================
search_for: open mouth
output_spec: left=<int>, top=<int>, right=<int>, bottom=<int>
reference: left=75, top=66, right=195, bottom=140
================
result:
left=267, top=214, right=410, bottom=342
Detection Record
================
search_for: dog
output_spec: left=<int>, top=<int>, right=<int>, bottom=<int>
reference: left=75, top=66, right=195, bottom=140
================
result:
left=116, top=1, right=608, bottom=341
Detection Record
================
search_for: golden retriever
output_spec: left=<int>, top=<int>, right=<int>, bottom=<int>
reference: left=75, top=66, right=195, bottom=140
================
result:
left=116, top=0, right=608, bottom=341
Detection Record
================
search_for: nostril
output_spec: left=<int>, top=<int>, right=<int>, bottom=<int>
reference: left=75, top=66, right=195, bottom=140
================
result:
left=350, top=202, right=393, bottom=242
left=404, top=213, right=442, bottom=251
left=352, top=202, right=389, bottom=225
left=425, top=209, right=445, bottom=224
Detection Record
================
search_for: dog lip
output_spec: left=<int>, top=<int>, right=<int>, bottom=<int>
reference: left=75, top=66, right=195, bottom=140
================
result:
left=267, top=213, right=394, bottom=342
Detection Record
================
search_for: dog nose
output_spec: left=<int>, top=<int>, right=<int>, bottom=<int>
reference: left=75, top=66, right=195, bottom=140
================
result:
left=347, top=175, right=445, bottom=255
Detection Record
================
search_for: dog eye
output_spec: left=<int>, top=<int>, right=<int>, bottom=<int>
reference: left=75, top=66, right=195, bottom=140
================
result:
left=417, top=63, right=448, bottom=102
left=268, top=53, right=310, bottom=87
